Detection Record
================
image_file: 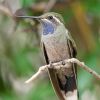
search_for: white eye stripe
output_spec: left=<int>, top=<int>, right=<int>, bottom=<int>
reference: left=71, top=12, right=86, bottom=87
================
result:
left=53, top=16, right=63, bottom=24
left=53, top=17, right=60, bottom=23
left=41, top=17, right=63, bottom=25
left=41, top=19, right=51, bottom=23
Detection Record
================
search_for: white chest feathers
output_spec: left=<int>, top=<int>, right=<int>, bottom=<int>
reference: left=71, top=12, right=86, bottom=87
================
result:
left=41, top=26, right=70, bottom=62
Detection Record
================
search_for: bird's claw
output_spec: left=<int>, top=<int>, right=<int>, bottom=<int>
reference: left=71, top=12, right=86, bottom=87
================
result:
left=62, top=60, right=65, bottom=65
left=49, top=61, right=53, bottom=68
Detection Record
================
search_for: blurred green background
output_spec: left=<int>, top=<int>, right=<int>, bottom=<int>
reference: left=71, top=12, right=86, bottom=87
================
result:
left=0, top=0, right=100, bottom=100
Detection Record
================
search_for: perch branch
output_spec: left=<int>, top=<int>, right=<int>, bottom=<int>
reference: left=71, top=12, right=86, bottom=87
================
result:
left=67, top=58, right=100, bottom=80
left=25, top=65, right=47, bottom=83
left=25, top=58, right=100, bottom=83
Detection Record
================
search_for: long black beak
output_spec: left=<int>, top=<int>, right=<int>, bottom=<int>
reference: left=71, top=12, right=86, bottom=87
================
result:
left=15, top=15, right=41, bottom=20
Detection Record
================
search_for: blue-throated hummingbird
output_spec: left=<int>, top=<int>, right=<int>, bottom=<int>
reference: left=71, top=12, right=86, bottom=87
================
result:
left=16, top=12, right=78, bottom=100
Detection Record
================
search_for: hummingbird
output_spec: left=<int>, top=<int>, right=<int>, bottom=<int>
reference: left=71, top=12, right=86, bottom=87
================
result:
left=15, top=12, right=78, bottom=100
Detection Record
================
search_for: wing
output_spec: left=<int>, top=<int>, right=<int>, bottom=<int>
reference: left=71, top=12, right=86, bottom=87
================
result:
left=67, top=32, right=77, bottom=80
left=67, top=38, right=77, bottom=81
left=66, top=31, right=77, bottom=80
left=66, top=30, right=77, bottom=57
left=41, top=41, right=49, bottom=64
left=66, top=35, right=78, bottom=98
left=41, top=41, right=65, bottom=100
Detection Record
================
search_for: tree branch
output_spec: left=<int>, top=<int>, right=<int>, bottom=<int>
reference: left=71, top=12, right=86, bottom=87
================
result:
left=25, top=58, right=100, bottom=84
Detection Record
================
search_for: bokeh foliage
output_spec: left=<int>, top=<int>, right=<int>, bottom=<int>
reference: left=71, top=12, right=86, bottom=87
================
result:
left=0, top=0, right=100, bottom=100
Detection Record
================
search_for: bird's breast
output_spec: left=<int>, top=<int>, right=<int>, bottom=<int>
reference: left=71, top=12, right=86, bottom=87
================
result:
left=42, top=34, right=70, bottom=63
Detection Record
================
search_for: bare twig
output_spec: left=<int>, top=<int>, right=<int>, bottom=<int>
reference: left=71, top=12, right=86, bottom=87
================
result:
left=44, top=0, right=57, bottom=12
left=25, top=58, right=100, bottom=83
left=0, top=4, right=13, bottom=17
left=67, top=58, right=100, bottom=80
left=25, top=65, right=47, bottom=83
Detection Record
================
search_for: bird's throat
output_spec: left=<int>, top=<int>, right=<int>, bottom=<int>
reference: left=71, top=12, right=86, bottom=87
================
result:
left=42, top=22, right=55, bottom=35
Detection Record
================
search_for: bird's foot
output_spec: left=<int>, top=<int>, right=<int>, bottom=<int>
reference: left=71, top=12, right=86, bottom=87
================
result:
left=49, top=61, right=53, bottom=68
left=61, top=60, right=65, bottom=65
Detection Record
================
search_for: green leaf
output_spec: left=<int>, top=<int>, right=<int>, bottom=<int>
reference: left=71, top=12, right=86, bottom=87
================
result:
left=26, top=81, right=56, bottom=100
left=12, top=47, right=39, bottom=76
left=82, top=0, right=100, bottom=16
left=20, top=0, right=36, bottom=7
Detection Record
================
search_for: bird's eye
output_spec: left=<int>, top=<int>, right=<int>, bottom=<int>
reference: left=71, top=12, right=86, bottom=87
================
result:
left=48, top=16, right=53, bottom=20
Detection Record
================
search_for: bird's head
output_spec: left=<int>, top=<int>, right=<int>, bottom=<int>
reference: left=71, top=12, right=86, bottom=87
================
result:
left=15, top=12, right=64, bottom=35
